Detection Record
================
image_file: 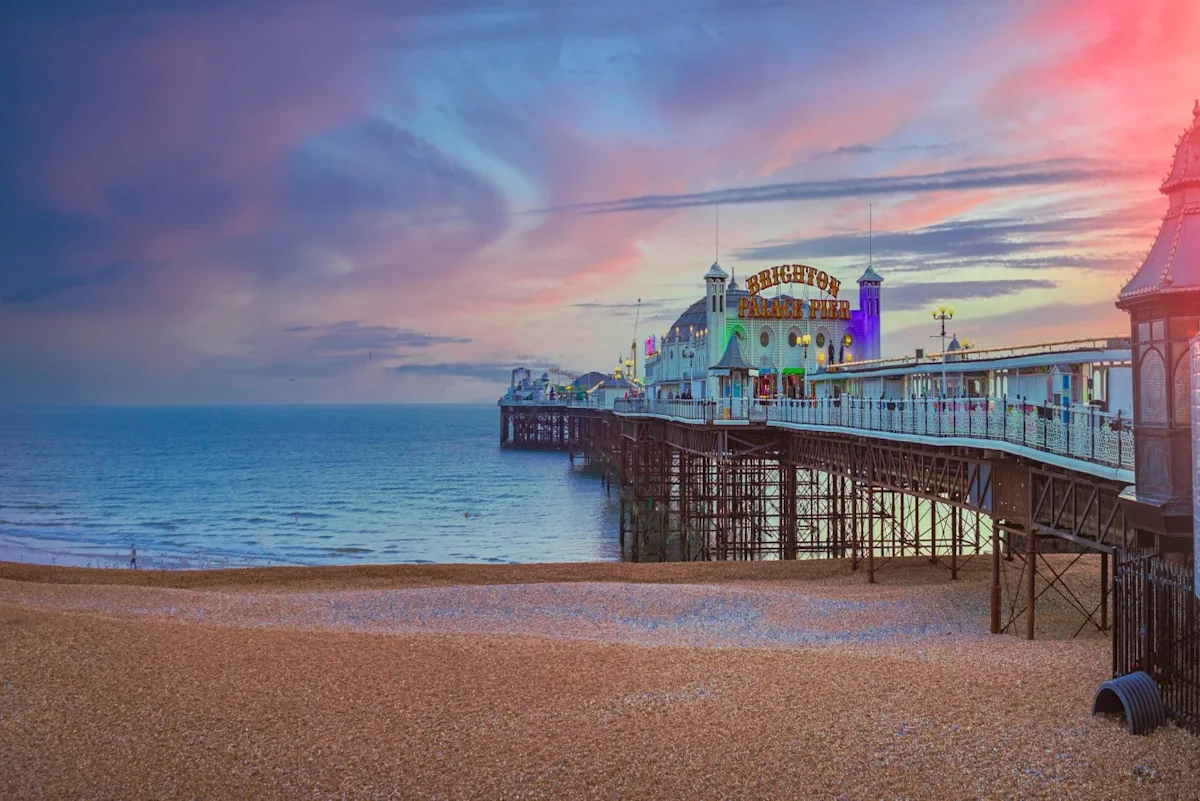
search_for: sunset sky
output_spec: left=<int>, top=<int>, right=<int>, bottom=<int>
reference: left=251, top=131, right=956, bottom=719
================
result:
left=2, top=0, right=1198, bottom=404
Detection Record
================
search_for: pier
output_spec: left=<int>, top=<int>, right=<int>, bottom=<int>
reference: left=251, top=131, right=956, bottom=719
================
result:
left=496, top=102, right=1200, bottom=734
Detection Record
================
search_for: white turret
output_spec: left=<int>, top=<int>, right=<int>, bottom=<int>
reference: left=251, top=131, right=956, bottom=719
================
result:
left=704, top=262, right=728, bottom=398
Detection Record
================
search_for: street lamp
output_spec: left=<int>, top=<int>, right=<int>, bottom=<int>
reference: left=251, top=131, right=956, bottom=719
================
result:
left=800, top=333, right=811, bottom=398
left=682, top=347, right=695, bottom=397
left=931, top=305, right=955, bottom=397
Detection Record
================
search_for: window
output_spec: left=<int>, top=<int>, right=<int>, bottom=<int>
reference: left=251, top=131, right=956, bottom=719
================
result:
left=760, top=330, right=770, bottom=347
left=1173, top=349, right=1189, bottom=424
left=815, top=332, right=826, bottom=348
left=1140, top=348, right=1167, bottom=423
left=788, top=331, right=798, bottom=347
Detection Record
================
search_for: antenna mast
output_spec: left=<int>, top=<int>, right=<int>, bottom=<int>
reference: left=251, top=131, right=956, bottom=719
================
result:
left=869, top=203, right=873, bottom=267
left=715, top=203, right=720, bottom=262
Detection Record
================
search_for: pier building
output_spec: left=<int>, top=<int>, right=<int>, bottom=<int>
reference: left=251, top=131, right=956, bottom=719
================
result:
left=812, top=337, right=1134, bottom=413
left=642, top=262, right=882, bottom=401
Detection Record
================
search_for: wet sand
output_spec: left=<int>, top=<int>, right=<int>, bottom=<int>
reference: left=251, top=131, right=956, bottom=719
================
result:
left=2, top=557, right=1197, bottom=799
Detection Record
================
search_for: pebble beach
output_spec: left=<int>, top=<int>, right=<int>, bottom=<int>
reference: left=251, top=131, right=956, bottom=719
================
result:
left=2, top=556, right=1197, bottom=800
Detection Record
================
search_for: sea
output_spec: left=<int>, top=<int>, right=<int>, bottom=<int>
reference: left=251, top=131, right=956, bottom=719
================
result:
left=0, top=405, right=621, bottom=569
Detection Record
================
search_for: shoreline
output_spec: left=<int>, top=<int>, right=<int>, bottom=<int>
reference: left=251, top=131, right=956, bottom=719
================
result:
left=0, top=553, right=902, bottom=591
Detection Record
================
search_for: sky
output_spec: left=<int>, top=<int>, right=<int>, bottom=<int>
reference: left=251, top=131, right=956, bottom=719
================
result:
left=1, top=0, right=1198, bottom=404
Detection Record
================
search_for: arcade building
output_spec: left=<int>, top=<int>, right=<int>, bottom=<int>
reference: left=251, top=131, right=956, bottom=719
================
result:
left=643, top=262, right=883, bottom=401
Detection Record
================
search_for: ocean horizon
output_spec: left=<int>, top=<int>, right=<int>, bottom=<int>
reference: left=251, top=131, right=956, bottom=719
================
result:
left=0, top=404, right=620, bottom=569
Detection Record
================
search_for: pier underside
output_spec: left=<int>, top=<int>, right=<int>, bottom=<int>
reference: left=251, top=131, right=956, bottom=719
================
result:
left=502, top=406, right=1135, bottom=639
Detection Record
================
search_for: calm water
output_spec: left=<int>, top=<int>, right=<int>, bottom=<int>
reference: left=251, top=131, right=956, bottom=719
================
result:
left=0, top=405, right=620, bottom=568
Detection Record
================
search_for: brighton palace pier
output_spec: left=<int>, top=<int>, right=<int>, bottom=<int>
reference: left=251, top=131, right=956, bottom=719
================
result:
left=499, top=103, right=1200, bottom=733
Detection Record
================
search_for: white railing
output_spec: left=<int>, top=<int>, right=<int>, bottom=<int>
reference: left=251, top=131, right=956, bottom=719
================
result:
left=498, top=397, right=605, bottom=408
left=611, top=397, right=766, bottom=423
left=614, top=396, right=1135, bottom=472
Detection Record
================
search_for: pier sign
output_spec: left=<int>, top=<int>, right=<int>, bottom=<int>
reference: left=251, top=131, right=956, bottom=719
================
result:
left=738, top=265, right=850, bottom=320
left=745, top=264, right=840, bottom=298
left=737, top=295, right=851, bottom=320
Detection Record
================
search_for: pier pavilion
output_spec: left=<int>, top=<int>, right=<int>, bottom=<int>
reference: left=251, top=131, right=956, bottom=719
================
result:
left=642, top=262, right=882, bottom=401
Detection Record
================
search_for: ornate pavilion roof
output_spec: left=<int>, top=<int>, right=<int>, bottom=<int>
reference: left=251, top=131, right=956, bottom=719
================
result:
left=1119, top=101, right=1200, bottom=303
left=713, top=334, right=753, bottom=371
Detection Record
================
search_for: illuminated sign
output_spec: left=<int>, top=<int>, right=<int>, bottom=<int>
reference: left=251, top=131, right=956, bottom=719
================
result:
left=738, top=264, right=850, bottom=320
left=746, top=264, right=839, bottom=297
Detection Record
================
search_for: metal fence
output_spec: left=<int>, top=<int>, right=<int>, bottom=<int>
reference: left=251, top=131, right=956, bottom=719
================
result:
left=1113, top=549, right=1200, bottom=733
left=499, top=397, right=605, bottom=408
left=614, top=396, right=1135, bottom=471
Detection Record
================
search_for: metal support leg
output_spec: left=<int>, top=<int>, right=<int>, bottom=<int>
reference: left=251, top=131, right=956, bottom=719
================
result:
left=867, top=485, right=876, bottom=584
left=990, top=519, right=1001, bottom=635
left=1026, top=531, right=1037, bottom=641
left=1100, top=550, right=1109, bottom=632
left=951, top=504, right=959, bottom=580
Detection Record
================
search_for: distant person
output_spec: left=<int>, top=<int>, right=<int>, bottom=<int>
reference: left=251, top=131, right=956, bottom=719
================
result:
left=130, top=544, right=137, bottom=570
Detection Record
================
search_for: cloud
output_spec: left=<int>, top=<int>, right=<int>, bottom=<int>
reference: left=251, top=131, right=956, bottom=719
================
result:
left=281, top=321, right=470, bottom=351
left=732, top=211, right=1147, bottom=268
left=3, top=260, right=145, bottom=304
left=568, top=299, right=680, bottom=316
left=831, top=141, right=967, bottom=157
left=538, top=159, right=1122, bottom=216
left=885, top=279, right=1058, bottom=311
left=392, top=362, right=526, bottom=383
left=887, top=299, right=1128, bottom=354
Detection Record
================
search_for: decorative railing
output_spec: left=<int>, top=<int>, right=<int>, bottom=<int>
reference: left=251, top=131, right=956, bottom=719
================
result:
left=613, top=396, right=1135, bottom=472
left=498, top=397, right=605, bottom=408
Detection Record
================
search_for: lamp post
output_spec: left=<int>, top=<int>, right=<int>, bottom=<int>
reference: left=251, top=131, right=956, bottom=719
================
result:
left=682, top=347, right=695, bottom=398
left=800, top=333, right=811, bottom=398
left=931, top=305, right=954, bottom=397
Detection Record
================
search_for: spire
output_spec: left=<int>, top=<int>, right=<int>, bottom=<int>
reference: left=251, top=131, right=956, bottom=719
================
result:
left=714, top=203, right=720, bottom=263
left=1194, top=98, right=1199, bottom=122
left=868, top=202, right=873, bottom=268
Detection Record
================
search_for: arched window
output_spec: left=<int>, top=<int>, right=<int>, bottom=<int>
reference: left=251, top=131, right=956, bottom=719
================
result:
left=1139, top=348, right=1167, bottom=423
left=712, top=295, right=717, bottom=312
left=760, top=330, right=770, bottom=347
left=1172, top=349, right=1189, bottom=424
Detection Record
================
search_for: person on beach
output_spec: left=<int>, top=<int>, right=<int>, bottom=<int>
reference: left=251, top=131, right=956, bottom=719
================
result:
left=130, top=545, right=137, bottom=570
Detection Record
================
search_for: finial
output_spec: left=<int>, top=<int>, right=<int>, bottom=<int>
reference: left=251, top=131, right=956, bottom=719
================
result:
left=1193, top=99, right=1199, bottom=121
